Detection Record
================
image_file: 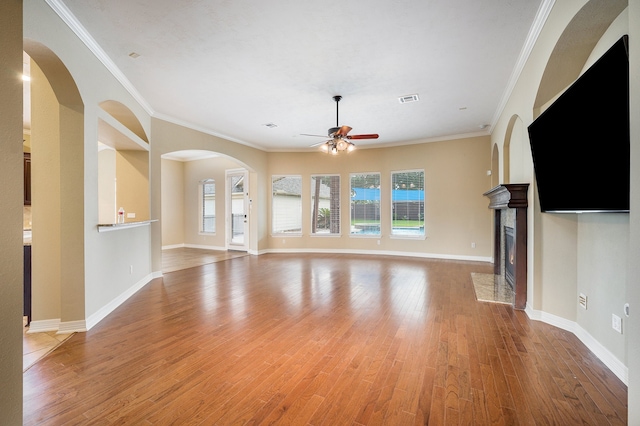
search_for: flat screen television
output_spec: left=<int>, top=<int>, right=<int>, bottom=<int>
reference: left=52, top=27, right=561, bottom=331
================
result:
left=527, top=35, right=629, bottom=213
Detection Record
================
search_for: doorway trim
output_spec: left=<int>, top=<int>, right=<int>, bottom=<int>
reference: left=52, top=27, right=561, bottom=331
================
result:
left=226, top=168, right=249, bottom=251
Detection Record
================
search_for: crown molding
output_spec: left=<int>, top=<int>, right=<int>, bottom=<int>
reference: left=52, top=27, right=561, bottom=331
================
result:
left=490, top=0, right=556, bottom=128
left=43, top=0, right=155, bottom=116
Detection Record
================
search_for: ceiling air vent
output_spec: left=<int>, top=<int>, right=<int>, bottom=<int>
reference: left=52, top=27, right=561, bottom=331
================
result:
left=398, top=94, right=419, bottom=104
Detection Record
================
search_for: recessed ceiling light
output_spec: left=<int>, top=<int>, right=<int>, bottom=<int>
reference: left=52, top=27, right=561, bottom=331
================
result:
left=128, top=52, right=140, bottom=59
left=398, top=94, right=419, bottom=104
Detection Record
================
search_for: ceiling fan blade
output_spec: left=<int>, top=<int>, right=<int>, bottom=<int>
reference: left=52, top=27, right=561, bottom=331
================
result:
left=347, top=134, right=379, bottom=140
left=334, top=126, right=352, bottom=136
left=300, top=133, right=327, bottom=138
left=309, top=141, right=329, bottom=147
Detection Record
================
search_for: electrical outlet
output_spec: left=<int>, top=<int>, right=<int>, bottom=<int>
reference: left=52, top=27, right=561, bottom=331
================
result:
left=612, top=314, right=622, bottom=334
left=471, top=242, right=476, bottom=248
left=127, top=212, right=136, bottom=218
left=579, top=293, right=587, bottom=309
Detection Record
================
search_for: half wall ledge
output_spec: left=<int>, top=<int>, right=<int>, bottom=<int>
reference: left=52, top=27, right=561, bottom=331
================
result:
left=97, top=220, right=158, bottom=232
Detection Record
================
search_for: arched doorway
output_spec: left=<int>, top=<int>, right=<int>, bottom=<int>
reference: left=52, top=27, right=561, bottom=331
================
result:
left=23, top=41, right=86, bottom=333
left=159, top=150, right=253, bottom=272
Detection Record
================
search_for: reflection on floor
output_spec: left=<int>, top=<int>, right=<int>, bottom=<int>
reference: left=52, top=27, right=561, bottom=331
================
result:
left=471, top=272, right=515, bottom=305
left=23, top=248, right=247, bottom=371
left=23, top=317, right=74, bottom=372
left=162, top=247, right=249, bottom=273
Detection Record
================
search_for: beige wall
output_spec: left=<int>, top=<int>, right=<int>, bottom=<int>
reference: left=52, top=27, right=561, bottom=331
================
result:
left=266, top=136, right=493, bottom=259
left=0, top=0, right=24, bottom=422
left=98, top=148, right=116, bottom=223
left=150, top=118, right=269, bottom=269
left=30, top=60, right=62, bottom=322
left=161, top=158, right=185, bottom=246
left=116, top=150, right=149, bottom=222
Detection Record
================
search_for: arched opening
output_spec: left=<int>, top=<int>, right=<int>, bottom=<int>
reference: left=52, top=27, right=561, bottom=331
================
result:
left=534, top=0, right=627, bottom=115
left=504, top=114, right=530, bottom=184
left=99, top=100, right=149, bottom=143
left=97, top=101, right=150, bottom=224
left=160, top=150, right=255, bottom=272
left=23, top=40, right=86, bottom=332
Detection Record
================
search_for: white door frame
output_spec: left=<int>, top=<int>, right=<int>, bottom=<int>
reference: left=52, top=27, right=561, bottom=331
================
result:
left=226, top=168, right=249, bottom=251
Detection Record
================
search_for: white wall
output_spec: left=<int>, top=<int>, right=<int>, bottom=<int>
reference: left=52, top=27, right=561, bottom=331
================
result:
left=626, top=0, right=640, bottom=421
left=493, top=0, right=633, bottom=387
left=24, top=0, right=154, bottom=326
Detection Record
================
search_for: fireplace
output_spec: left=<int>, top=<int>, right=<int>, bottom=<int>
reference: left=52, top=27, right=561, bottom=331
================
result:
left=483, top=184, right=529, bottom=309
left=504, top=226, right=515, bottom=288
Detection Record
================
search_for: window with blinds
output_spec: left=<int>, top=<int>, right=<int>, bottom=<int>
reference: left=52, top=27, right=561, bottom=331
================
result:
left=350, top=173, right=381, bottom=236
left=391, top=170, right=424, bottom=237
left=311, top=175, right=340, bottom=235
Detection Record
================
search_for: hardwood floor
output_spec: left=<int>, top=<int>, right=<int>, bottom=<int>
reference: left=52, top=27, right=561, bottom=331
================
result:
left=23, top=254, right=627, bottom=425
left=162, top=247, right=249, bottom=273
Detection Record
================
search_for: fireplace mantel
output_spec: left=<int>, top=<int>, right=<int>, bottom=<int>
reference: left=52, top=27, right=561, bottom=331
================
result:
left=483, top=184, right=529, bottom=309
left=483, top=184, right=529, bottom=209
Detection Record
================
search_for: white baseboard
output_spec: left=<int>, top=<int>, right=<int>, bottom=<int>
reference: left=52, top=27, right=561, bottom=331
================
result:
left=162, top=243, right=185, bottom=250
left=525, top=304, right=628, bottom=385
left=58, top=320, right=86, bottom=334
left=27, top=318, right=60, bottom=334
left=85, top=272, right=157, bottom=331
left=260, top=248, right=492, bottom=263
left=184, top=243, right=228, bottom=251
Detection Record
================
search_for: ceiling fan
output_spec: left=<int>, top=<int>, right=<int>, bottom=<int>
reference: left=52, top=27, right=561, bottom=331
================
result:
left=302, top=95, right=379, bottom=154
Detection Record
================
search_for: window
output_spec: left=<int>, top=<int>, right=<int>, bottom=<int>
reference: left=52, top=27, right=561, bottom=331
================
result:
left=350, top=173, right=380, bottom=236
left=311, top=175, right=340, bottom=235
left=272, top=175, right=302, bottom=234
left=391, top=170, right=424, bottom=237
left=200, top=179, right=215, bottom=233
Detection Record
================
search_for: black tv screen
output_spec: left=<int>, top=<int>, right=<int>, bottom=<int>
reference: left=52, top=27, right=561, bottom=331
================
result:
left=527, top=35, right=629, bottom=213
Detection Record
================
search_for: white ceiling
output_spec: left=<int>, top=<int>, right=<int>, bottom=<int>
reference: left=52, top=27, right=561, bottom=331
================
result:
left=53, top=0, right=548, bottom=151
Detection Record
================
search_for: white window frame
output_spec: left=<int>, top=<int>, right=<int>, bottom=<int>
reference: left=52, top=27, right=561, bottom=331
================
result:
left=349, top=172, right=381, bottom=237
left=390, top=169, right=425, bottom=240
left=199, top=178, right=216, bottom=235
left=310, top=174, right=341, bottom=236
left=271, top=175, right=303, bottom=236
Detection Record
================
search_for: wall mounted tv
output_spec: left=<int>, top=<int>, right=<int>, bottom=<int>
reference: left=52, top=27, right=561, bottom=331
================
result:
left=527, top=35, right=629, bottom=213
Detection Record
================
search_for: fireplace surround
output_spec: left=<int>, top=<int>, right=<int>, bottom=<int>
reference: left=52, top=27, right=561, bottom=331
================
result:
left=483, top=184, right=529, bottom=309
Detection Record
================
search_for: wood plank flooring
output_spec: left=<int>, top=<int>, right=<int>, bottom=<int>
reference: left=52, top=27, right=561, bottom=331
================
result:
left=162, top=247, right=249, bottom=273
left=23, top=254, right=627, bottom=425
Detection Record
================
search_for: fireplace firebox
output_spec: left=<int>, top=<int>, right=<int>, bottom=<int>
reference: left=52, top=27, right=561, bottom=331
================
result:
left=505, top=226, right=515, bottom=289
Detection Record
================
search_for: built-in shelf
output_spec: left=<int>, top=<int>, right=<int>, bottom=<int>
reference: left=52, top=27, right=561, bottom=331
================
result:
left=97, top=220, right=157, bottom=232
